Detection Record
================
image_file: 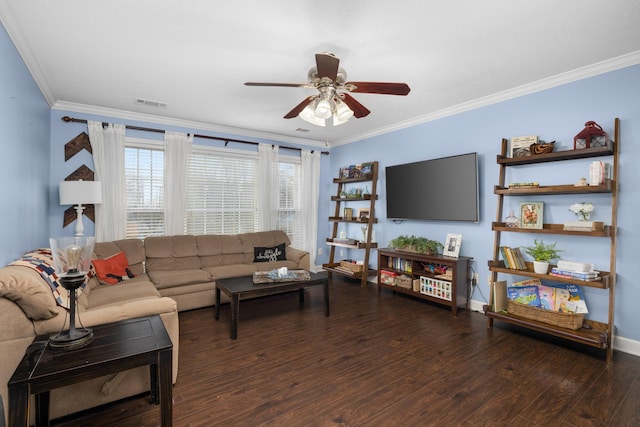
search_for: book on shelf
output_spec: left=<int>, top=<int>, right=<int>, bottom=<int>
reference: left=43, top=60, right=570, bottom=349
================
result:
left=500, top=246, right=526, bottom=270
left=511, top=278, right=542, bottom=287
left=562, top=221, right=604, bottom=231
left=508, top=182, right=540, bottom=188
left=490, top=280, right=508, bottom=312
left=549, top=267, right=600, bottom=281
left=551, top=283, right=589, bottom=313
left=537, top=284, right=557, bottom=311
left=507, top=285, right=541, bottom=307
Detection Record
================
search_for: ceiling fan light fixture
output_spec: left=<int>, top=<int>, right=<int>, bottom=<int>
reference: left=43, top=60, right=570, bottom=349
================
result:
left=334, top=99, right=354, bottom=121
left=314, top=99, right=332, bottom=119
left=299, top=103, right=326, bottom=127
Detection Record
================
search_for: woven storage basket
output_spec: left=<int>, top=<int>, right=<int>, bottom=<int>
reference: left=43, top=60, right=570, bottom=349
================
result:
left=339, top=260, right=363, bottom=273
left=396, top=275, right=412, bottom=289
left=507, top=300, right=584, bottom=330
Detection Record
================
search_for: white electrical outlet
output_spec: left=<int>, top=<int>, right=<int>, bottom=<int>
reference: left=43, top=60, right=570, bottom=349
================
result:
left=318, top=248, right=323, bottom=255
left=340, top=249, right=345, bottom=257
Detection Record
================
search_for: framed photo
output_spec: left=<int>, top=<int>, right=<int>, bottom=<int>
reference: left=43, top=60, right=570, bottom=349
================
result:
left=443, top=233, right=462, bottom=258
left=357, top=208, right=370, bottom=221
left=510, top=135, right=537, bottom=158
left=519, top=201, right=543, bottom=229
left=343, top=207, right=353, bottom=221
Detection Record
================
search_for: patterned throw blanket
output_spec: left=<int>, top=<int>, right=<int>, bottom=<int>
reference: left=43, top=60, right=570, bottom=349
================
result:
left=9, top=248, right=86, bottom=309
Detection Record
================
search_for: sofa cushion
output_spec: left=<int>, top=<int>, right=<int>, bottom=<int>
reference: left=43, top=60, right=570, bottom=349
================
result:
left=145, top=235, right=201, bottom=271
left=88, top=278, right=160, bottom=308
left=253, top=243, right=286, bottom=262
left=0, top=265, right=59, bottom=320
left=146, top=269, right=211, bottom=290
left=92, top=252, right=134, bottom=285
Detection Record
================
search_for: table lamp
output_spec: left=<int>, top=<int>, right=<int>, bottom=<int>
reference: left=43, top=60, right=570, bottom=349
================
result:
left=59, top=180, right=102, bottom=236
left=49, top=236, right=96, bottom=350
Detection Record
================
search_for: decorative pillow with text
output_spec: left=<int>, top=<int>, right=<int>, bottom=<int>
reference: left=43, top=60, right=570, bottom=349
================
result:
left=253, top=243, right=286, bottom=263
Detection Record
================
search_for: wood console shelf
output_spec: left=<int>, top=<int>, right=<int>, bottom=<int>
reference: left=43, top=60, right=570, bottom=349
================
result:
left=486, top=118, right=619, bottom=363
left=378, top=248, right=472, bottom=316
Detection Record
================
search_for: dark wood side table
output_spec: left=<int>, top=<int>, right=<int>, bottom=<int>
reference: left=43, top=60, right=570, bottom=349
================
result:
left=8, top=315, right=173, bottom=427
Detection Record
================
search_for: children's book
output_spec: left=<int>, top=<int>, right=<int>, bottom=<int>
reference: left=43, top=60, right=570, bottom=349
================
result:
left=537, top=285, right=556, bottom=311
left=511, top=278, right=542, bottom=287
left=507, top=285, right=541, bottom=307
left=552, top=284, right=588, bottom=313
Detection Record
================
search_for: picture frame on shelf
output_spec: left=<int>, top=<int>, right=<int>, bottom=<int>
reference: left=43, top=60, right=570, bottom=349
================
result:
left=343, top=208, right=353, bottom=221
left=443, top=233, right=462, bottom=258
left=519, top=201, right=543, bottom=229
left=357, top=208, right=370, bottom=221
left=510, top=135, right=537, bottom=158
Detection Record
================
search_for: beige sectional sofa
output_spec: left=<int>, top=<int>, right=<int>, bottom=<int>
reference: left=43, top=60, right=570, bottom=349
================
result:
left=0, top=230, right=309, bottom=423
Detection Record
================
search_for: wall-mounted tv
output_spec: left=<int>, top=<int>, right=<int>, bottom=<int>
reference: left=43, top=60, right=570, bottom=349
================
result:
left=385, top=152, right=479, bottom=222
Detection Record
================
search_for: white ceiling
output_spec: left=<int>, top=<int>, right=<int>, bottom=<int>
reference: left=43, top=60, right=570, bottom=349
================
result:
left=2, top=1, right=639, bottom=147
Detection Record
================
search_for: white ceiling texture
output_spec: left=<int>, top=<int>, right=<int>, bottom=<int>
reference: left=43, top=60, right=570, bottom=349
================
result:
left=1, top=0, right=639, bottom=147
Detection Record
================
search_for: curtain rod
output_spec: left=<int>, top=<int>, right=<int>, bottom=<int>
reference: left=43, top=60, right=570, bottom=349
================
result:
left=61, top=116, right=329, bottom=155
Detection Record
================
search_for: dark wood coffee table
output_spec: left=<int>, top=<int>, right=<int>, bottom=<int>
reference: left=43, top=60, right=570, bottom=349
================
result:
left=215, top=271, right=329, bottom=339
left=8, top=315, right=173, bottom=427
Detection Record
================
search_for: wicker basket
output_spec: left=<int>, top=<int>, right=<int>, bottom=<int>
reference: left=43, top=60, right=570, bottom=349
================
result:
left=339, top=260, right=363, bottom=273
left=396, top=275, right=412, bottom=289
left=507, top=300, right=584, bottom=330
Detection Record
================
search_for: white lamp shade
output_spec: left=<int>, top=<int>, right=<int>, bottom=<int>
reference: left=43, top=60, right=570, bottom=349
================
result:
left=59, top=180, right=102, bottom=205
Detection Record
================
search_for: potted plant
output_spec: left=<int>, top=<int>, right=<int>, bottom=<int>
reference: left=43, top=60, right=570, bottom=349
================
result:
left=388, top=235, right=444, bottom=255
left=522, top=239, right=563, bottom=274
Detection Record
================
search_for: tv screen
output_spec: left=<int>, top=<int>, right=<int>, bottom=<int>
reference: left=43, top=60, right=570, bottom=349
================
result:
left=385, top=152, right=479, bottom=222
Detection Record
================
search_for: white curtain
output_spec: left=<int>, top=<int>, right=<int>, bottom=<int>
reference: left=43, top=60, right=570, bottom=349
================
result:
left=88, top=121, right=126, bottom=242
left=301, top=149, right=320, bottom=270
left=258, top=143, right=279, bottom=231
left=164, top=131, right=193, bottom=235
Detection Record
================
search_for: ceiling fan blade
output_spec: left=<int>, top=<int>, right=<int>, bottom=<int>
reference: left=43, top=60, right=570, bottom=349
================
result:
left=315, top=53, right=340, bottom=81
left=342, top=93, right=371, bottom=118
left=245, top=82, right=310, bottom=88
left=346, top=82, right=411, bottom=96
left=283, top=96, right=315, bottom=119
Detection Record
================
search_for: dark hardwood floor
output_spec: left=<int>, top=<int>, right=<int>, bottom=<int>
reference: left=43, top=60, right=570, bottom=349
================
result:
left=53, top=276, right=640, bottom=426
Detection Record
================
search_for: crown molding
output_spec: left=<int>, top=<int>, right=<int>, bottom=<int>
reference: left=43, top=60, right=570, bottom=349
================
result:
left=52, top=101, right=329, bottom=149
left=331, top=51, right=640, bottom=147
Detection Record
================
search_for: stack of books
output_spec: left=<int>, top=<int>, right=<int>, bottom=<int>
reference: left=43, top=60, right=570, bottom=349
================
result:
left=562, top=221, right=604, bottom=231
left=549, top=267, right=600, bottom=282
left=499, top=246, right=527, bottom=270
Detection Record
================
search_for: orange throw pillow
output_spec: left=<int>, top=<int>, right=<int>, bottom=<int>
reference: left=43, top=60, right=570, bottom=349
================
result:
left=92, top=251, right=131, bottom=285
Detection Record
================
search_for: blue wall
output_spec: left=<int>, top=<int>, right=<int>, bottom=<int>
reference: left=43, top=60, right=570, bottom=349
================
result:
left=0, top=23, right=50, bottom=265
left=327, top=64, right=640, bottom=342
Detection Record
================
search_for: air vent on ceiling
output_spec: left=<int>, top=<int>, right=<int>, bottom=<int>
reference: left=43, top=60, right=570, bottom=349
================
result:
left=134, top=98, right=167, bottom=108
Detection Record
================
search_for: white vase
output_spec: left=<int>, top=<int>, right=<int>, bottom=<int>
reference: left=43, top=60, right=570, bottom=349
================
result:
left=533, top=260, right=549, bottom=274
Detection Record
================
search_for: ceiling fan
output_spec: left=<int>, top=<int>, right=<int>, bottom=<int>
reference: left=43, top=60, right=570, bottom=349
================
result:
left=244, top=53, right=410, bottom=126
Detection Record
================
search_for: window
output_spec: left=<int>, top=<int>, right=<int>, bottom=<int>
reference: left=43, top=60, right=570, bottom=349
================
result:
left=124, top=140, right=303, bottom=245
left=276, top=159, right=301, bottom=248
left=185, top=147, right=259, bottom=235
left=124, top=142, right=164, bottom=238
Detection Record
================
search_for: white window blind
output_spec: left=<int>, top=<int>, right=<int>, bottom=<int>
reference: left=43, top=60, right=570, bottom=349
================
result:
left=185, top=148, right=259, bottom=235
left=124, top=145, right=165, bottom=238
left=276, top=159, right=301, bottom=248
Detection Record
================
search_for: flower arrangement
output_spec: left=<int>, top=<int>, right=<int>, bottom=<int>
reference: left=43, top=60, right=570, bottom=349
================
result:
left=569, top=202, right=594, bottom=221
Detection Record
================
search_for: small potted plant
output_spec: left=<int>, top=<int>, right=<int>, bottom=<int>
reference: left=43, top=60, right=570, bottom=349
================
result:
left=522, top=239, right=563, bottom=274
left=388, top=235, right=444, bottom=255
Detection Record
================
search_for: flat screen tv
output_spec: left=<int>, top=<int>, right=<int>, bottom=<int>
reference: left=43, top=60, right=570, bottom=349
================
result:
left=385, top=152, right=479, bottom=222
